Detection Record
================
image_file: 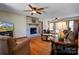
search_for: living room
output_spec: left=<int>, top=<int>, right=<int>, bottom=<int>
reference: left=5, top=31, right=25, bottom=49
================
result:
left=0, top=3, right=78, bottom=55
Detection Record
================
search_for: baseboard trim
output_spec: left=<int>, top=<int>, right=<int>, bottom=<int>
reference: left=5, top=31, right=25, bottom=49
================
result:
left=14, top=36, right=27, bottom=39
left=14, top=35, right=41, bottom=40
left=29, top=36, right=41, bottom=39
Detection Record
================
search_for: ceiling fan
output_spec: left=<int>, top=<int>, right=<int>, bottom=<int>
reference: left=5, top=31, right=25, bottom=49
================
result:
left=24, top=4, right=47, bottom=15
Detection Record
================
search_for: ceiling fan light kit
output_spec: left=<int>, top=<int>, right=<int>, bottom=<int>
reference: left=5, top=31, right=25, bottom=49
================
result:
left=32, top=11, right=36, bottom=13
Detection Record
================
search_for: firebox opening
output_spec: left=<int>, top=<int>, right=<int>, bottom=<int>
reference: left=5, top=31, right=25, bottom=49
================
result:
left=30, top=28, right=37, bottom=34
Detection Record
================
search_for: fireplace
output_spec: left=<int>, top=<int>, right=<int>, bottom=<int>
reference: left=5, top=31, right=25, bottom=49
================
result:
left=30, top=28, right=37, bottom=34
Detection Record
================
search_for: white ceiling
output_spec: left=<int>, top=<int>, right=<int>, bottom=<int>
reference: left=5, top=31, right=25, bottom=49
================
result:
left=0, top=3, right=79, bottom=19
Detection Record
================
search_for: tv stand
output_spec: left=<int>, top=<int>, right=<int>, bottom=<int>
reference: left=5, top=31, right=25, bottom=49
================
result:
left=0, top=31, right=13, bottom=37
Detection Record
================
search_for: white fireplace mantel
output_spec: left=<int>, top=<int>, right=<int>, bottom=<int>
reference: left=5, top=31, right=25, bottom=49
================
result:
left=26, top=16, right=40, bottom=37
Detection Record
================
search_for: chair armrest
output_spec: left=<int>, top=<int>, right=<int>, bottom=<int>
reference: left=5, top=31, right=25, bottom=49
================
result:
left=13, top=41, right=26, bottom=51
left=12, top=40, right=30, bottom=55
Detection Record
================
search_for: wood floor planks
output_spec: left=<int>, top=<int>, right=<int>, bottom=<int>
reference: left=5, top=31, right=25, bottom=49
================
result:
left=16, top=36, right=51, bottom=55
left=30, top=36, right=51, bottom=55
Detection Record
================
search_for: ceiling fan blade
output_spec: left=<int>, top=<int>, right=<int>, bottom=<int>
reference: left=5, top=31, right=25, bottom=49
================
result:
left=24, top=10, right=32, bottom=12
left=36, top=12, right=42, bottom=14
left=37, top=6, right=49, bottom=10
left=42, top=10, right=46, bottom=13
left=28, top=4, right=33, bottom=9
left=37, top=8, right=44, bottom=10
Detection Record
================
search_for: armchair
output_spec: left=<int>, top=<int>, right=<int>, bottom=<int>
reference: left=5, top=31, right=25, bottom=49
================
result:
left=7, top=38, right=31, bottom=55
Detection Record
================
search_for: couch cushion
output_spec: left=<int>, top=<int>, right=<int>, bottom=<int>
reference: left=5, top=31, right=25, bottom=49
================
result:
left=7, top=38, right=17, bottom=49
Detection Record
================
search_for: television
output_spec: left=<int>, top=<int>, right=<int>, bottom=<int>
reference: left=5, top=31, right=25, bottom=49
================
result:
left=0, top=21, right=14, bottom=32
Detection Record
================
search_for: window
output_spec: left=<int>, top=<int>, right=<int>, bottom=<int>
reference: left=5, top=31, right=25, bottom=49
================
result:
left=69, top=21, right=74, bottom=31
left=49, top=23, right=54, bottom=30
left=56, top=21, right=67, bottom=33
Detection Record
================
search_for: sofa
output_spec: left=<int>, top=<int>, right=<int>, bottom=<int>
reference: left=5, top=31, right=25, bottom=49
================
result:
left=7, top=38, right=31, bottom=55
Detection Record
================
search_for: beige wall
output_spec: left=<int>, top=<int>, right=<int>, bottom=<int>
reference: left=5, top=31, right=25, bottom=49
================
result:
left=0, top=11, right=26, bottom=38
left=74, top=20, right=79, bottom=32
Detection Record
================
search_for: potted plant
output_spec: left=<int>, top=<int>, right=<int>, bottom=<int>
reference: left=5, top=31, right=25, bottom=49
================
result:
left=58, top=31, right=64, bottom=42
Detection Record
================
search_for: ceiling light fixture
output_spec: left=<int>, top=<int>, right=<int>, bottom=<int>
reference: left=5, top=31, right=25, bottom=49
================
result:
left=32, top=10, right=36, bottom=13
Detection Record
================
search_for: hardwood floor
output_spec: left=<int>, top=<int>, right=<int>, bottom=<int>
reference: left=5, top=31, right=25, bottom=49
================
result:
left=16, top=36, right=51, bottom=55
left=30, top=36, right=51, bottom=55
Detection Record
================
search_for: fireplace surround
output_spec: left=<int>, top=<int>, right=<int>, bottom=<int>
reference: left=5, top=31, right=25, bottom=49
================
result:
left=26, top=16, right=40, bottom=37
